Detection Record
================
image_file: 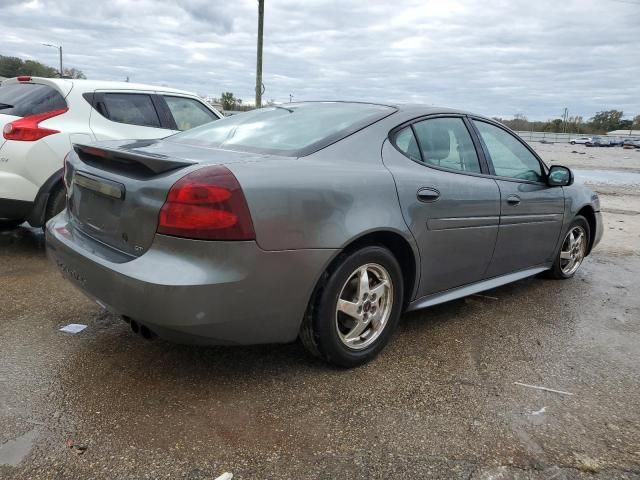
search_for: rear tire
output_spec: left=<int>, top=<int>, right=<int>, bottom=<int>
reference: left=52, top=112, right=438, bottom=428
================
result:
left=44, top=185, right=66, bottom=226
left=300, top=246, right=404, bottom=368
left=547, top=215, right=590, bottom=279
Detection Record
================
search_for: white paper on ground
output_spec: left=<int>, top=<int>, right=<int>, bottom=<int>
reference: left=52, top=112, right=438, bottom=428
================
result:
left=59, top=324, right=88, bottom=334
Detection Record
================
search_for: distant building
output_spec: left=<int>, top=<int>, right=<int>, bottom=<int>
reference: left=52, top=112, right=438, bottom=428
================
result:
left=608, top=129, right=640, bottom=137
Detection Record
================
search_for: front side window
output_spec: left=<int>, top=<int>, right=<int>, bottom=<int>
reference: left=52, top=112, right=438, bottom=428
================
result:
left=164, top=96, right=218, bottom=131
left=168, top=102, right=395, bottom=156
left=101, top=93, right=161, bottom=128
left=0, top=83, right=66, bottom=117
left=474, top=120, right=544, bottom=182
left=410, top=117, right=481, bottom=173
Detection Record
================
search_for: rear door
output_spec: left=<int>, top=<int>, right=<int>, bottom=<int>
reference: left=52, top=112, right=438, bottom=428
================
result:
left=158, top=95, right=221, bottom=131
left=382, top=115, right=501, bottom=297
left=471, top=119, right=565, bottom=276
left=87, top=91, right=171, bottom=141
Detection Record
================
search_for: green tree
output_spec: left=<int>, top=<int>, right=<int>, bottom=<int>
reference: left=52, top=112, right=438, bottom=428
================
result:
left=590, top=110, right=624, bottom=133
left=512, top=114, right=528, bottom=131
left=0, top=54, right=84, bottom=79
left=221, top=92, right=237, bottom=110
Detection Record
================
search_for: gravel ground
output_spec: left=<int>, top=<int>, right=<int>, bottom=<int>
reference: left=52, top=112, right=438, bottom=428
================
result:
left=1, top=144, right=639, bottom=479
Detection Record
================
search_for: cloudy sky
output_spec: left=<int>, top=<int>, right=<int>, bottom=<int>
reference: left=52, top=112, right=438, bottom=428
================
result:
left=1, top=0, right=639, bottom=120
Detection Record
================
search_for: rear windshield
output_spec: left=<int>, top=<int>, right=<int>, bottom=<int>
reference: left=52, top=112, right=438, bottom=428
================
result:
left=166, top=102, right=396, bottom=156
left=0, top=83, right=67, bottom=117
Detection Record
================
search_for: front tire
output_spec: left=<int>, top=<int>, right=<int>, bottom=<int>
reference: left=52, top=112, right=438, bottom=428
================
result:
left=570, top=141, right=576, bottom=145
left=547, top=216, right=590, bottom=279
left=300, top=246, right=404, bottom=368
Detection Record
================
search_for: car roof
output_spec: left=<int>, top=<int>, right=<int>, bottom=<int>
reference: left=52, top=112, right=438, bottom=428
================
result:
left=1, top=76, right=198, bottom=96
left=286, top=101, right=489, bottom=120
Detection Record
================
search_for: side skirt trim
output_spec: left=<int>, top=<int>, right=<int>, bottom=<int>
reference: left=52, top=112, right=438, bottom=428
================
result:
left=407, top=266, right=549, bottom=311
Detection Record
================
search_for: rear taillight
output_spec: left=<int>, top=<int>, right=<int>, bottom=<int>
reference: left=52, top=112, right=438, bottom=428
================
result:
left=157, top=165, right=255, bottom=241
left=3, top=108, right=68, bottom=141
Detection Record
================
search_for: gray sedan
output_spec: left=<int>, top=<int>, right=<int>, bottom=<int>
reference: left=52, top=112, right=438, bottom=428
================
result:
left=46, top=102, right=603, bottom=367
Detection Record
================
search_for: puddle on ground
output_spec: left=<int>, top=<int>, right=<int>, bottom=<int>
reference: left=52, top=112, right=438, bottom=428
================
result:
left=0, top=428, right=39, bottom=467
left=573, top=169, right=640, bottom=187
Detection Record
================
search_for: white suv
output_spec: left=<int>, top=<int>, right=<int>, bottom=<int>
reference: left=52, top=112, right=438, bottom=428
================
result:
left=0, top=76, right=222, bottom=228
left=569, top=136, right=592, bottom=145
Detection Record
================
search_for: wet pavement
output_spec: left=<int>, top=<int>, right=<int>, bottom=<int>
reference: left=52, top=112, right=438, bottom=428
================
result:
left=574, top=169, right=640, bottom=187
left=1, top=201, right=640, bottom=479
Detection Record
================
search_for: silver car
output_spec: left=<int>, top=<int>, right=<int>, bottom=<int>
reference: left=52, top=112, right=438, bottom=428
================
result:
left=46, top=102, right=603, bottom=367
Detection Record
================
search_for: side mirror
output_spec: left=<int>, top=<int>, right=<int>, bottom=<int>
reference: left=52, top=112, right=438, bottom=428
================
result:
left=548, top=165, right=573, bottom=187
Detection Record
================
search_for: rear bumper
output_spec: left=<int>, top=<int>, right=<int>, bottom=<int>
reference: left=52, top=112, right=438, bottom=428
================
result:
left=46, top=212, right=336, bottom=345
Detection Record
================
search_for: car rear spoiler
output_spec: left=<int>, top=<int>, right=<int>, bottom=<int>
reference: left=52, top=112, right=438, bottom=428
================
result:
left=72, top=142, right=196, bottom=178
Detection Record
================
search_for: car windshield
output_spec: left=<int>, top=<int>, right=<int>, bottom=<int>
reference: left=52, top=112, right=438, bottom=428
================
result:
left=166, top=102, right=396, bottom=156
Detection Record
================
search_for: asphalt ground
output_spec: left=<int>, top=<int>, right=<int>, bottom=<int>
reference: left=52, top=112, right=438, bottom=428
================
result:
left=1, top=160, right=639, bottom=479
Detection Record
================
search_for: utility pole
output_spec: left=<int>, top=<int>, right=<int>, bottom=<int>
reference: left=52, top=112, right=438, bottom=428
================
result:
left=42, top=43, right=63, bottom=77
left=255, top=0, right=264, bottom=108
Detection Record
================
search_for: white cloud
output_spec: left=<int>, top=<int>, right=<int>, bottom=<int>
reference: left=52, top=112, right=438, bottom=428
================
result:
left=1, top=0, right=638, bottom=119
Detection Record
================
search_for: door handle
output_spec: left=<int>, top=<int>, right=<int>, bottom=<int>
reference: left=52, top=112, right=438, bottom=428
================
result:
left=507, top=195, right=521, bottom=206
left=417, top=187, right=440, bottom=202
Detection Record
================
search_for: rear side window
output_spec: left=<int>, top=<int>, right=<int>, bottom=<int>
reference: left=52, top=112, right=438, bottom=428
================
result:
left=394, top=127, right=421, bottom=162
left=163, top=96, right=218, bottom=131
left=168, top=102, right=396, bottom=156
left=0, top=83, right=66, bottom=117
left=410, top=117, right=481, bottom=173
left=100, top=93, right=161, bottom=128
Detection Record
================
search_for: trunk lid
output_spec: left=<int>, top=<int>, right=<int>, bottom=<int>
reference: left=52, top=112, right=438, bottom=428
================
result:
left=66, top=139, right=284, bottom=256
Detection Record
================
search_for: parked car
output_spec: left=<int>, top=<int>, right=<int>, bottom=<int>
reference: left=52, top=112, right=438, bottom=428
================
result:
left=0, top=76, right=222, bottom=228
left=607, top=137, right=622, bottom=147
left=622, top=138, right=640, bottom=148
left=569, top=136, right=591, bottom=145
left=47, top=102, right=603, bottom=367
left=586, top=136, right=607, bottom=147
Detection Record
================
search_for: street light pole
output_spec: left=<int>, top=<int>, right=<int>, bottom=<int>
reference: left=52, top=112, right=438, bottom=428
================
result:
left=255, top=0, right=264, bottom=108
left=42, top=43, right=63, bottom=77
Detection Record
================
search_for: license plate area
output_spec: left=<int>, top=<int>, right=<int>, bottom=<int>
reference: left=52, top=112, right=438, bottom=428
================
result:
left=74, top=171, right=125, bottom=199
left=70, top=172, right=126, bottom=234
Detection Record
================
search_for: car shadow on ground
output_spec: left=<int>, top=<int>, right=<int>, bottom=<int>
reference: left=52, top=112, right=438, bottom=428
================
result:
left=0, top=224, right=46, bottom=255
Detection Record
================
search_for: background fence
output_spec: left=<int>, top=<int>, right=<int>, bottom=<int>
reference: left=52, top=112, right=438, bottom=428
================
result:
left=515, top=131, right=582, bottom=143
left=515, top=131, right=638, bottom=144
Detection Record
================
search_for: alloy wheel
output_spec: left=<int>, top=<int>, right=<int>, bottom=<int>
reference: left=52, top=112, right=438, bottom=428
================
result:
left=335, top=263, right=393, bottom=350
left=560, top=226, right=587, bottom=276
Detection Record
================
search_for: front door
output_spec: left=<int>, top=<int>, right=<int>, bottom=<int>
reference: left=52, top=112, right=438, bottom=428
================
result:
left=382, top=116, right=501, bottom=298
left=471, top=119, right=565, bottom=277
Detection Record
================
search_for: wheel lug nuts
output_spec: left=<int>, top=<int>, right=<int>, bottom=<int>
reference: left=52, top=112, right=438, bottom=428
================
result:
left=362, top=293, right=368, bottom=300
left=371, top=294, right=376, bottom=301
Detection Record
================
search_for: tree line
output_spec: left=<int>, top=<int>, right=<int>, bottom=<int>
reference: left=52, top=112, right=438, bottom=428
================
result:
left=215, top=91, right=276, bottom=111
left=0, top=54, right=86, bottom=79
left=2, top=56, right=637, bottom=130
left=494, top=111, right=640, bottom=135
